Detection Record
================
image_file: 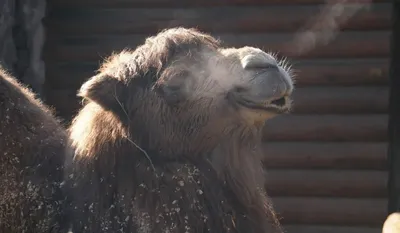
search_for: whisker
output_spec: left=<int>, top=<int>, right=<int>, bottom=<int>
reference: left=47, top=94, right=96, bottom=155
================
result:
left=125, top=136, right=156, bottom=173
left=113, top=84, right=157, bottom=173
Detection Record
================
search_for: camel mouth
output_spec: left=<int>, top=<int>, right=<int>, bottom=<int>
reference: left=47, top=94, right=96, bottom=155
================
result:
left=234, top=95, right=291, bottom=114
left=270, top=96, right=287, bottom=107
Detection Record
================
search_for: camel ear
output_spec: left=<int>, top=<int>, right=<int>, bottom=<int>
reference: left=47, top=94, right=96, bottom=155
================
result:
left=79, top=74, right=127, bottom=115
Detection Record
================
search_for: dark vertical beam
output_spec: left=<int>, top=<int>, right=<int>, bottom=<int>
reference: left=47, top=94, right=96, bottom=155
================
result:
left=388, top=0, right=400, bottom=214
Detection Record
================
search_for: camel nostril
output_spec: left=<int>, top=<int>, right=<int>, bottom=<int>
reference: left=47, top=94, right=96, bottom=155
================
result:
left=241, top=54, right=278, bottom=70
left=244, top=63, right=279, bottom=70
left=264, top=64, right=279, bottom=70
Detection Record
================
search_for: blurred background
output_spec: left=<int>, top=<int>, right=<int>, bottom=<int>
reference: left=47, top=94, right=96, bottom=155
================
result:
left=0, top=0, right=397, bottom=232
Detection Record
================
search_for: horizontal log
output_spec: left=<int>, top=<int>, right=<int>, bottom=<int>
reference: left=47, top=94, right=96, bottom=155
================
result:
left=45, top=3, right=391, bottom=35
left=271, top=197, right=387, bottom=226
left=49, top=0, right=391, bottom=8
left=44, top=58, right=389, bottom=89
left=292, top=86, right=389, bottom=114
left=265, top=170, right=387, bottom=198
left=261, top=142, right=387, bottom=170
left=282, top=225, right=382, bottom=233
left=263, top=114, right=388, bottom=142
left=292, top=59, right=389, bottom=86
left=45, top=62, right=95, bottom=88
left=43, top=31, right=391, bottom=62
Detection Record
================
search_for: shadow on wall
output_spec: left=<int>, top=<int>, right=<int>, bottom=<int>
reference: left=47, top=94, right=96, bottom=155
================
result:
left=0, top=0, right=46, bottom=96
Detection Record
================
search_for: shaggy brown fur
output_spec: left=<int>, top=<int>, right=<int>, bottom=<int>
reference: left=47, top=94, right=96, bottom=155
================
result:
left=0, top=67, right=68, bottom=233
left=65, top=27, right=293, bottom=233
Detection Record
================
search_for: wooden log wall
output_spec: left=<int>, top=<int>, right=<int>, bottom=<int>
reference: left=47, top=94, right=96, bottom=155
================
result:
left=43, top=0, right=392, bottom=232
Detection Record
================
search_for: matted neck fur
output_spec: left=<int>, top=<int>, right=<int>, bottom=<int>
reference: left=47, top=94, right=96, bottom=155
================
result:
left=0, top=67, right=67, bottom=233
left=66, top=27, right=294, bottom=233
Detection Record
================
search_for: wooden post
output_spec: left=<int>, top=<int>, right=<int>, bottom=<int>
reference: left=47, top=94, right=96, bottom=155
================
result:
left=388, top=0, right=400, bottom=214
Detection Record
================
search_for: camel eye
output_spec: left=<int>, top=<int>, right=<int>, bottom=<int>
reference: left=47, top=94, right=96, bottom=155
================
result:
left=158, top=70, right=192, bottom=105
left=165, top=84, right=181, bottom=92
